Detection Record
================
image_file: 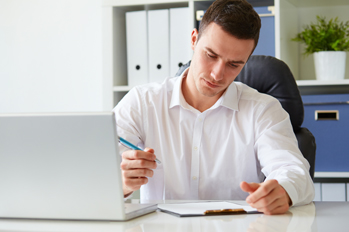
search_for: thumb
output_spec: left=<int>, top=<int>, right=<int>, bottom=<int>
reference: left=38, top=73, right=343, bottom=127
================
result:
left=240, top=181, right=260, bottom=194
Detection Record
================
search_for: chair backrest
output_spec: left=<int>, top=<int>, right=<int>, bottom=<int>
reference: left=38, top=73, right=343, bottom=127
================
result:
left=175, top=55, right=316, bottom=179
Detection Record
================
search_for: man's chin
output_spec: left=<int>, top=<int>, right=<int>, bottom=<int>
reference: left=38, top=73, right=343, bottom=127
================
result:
left=198, top=88, right=223, bottom=98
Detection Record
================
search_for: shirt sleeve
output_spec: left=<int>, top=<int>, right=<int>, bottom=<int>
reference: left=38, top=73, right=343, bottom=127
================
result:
left=112, top=87, right=146, bottom=154
left=253, top=96, right=315, bottom=206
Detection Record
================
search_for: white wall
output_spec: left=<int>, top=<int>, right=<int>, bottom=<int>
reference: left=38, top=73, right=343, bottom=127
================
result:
left=0, top=0, right=103, bottom=113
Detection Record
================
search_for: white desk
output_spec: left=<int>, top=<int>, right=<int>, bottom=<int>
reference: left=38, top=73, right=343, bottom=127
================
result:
left=0, top=201, right=348, bottom=232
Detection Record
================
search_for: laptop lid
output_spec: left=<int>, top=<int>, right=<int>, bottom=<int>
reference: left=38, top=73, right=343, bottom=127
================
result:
left=0, top=112, right=155, bottom=221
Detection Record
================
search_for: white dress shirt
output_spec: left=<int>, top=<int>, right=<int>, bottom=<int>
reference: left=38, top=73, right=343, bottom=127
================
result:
left=113, top=69, right=315, bottom=206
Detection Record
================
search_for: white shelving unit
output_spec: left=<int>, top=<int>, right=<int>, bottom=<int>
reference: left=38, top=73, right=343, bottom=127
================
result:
left=102, top=0, right=349, bottom=109
left=102, top=0, right=194, bottom=110
left=279, top=0, right=349, bottom=82
left=297, top=79, right=349, bottom=95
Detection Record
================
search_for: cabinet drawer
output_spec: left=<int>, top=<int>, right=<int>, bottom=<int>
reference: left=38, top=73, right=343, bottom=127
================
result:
left=302, top=94, right=349, bottom=172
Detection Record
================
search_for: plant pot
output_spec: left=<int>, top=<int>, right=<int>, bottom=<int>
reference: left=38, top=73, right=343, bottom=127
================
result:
left=313, top=51, right=346, bottom=80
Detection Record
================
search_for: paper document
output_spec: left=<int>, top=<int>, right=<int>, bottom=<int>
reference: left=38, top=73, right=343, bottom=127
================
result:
left=158, top=201, right=258, bottom=217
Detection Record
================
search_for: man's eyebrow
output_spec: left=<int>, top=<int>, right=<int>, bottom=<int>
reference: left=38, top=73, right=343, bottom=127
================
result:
left=206, top=47, right=220, bottom=57
left=205, top=47, right=245, bottom=64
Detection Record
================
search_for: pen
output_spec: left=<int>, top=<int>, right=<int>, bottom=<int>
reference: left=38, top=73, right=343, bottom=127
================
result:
left=118, top=136, right=161, bottom=164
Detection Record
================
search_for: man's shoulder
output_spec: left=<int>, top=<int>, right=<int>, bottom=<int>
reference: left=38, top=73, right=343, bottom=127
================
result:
left=235, top=82, right=279, bottom=103
left=235, top=82, right=282, bottom=114
left=113, top=76, right=178, bottom=112
left=234, top=82, right=287, bottom=120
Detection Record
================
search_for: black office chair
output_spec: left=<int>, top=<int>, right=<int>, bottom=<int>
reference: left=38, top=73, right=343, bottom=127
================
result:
left=175, top=55, right=316, bottom=179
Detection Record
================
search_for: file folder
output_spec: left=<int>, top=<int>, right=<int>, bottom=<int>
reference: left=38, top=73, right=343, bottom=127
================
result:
left=169, top=7, right=192, bottom=75
left=148, top=9, right=170, bottom=83
left=158, top=201, right=258, bottom=217
left=126, top=11, right=148, bottom=87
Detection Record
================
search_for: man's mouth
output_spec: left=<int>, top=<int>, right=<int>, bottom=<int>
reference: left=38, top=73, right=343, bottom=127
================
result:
left=203, top=79, right=220, bottom=88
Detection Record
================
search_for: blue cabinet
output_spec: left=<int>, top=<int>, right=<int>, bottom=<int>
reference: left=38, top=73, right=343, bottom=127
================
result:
left=302, top=94, right=349, bottom=172
left=252, top=6, right=275, bottom=57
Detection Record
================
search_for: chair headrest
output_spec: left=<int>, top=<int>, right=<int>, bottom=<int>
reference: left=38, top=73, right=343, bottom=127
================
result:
left=236, top=55, right=304, bottom=131
left=175, top=55, right=304, bottom=131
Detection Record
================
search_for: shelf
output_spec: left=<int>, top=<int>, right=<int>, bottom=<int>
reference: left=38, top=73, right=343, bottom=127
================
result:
left=113, top=79, right=349, bottom=93
left=113, top=86, right=132, bottom=92
left=103, top=0, right=189, bottom=7
left=297, top=79, right=349, bottom=86
left=104, top=0, right=349, bottom=108
left=314, top=172, right=349, bottom=183
left=286, top=0, right=349, bottom=7
left=315, top=172, right=349, bottom=178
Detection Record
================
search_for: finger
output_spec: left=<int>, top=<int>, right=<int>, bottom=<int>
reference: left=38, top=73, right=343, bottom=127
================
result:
left=258, top=185, right=290, bottom=210
left=249, top=186, right=282, bottom=209
left=123, top=168, right=154, bottom=178
left=124, top=177, right=148, bottom=191
left=240, top=181, right=260, bottom=194
left=246, top=179, right=279, bottom=204
left=249, top=187, right=290, bottom=214
left=259, top=198, right=290, bottom=215
left=267, top=203, right=290, bottom=215
left=144, top=147, right=155, bottom=154
left=122, top=150, right=157, bottom=162
left=120, top=158, right=157, bottom=170
left=250, top=191, right=281, bottom=212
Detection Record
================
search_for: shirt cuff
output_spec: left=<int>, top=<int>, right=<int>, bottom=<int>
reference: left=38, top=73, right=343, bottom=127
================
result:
left=278, top=179, right=298, bottom=207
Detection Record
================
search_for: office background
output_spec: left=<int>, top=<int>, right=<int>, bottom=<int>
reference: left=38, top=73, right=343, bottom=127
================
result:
left=2, top=0, right=349, bottom=114
left=1, top=0, right=349, bottom=201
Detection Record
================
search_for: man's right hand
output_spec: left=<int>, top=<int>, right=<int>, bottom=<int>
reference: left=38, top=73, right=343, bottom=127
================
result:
left=120, top=147, right=157, bottom=197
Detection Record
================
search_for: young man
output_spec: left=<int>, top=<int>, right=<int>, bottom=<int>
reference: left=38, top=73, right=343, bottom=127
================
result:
left=114, top=0, right=314, bottom=215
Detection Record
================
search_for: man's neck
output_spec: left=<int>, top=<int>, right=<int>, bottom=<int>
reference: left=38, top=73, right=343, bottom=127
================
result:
left=181, top=73, right=223, bottom=113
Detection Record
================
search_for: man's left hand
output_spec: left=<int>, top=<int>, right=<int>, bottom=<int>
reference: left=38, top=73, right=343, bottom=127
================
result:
left=240, top=179, right=292, bottom=215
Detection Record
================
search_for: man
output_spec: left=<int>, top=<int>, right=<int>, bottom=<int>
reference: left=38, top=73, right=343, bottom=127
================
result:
left=114, top=0, right=314, bottom=215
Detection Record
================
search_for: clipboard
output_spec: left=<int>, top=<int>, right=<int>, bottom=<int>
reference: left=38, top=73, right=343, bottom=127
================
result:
left=157, top=201, right=258, bottom=217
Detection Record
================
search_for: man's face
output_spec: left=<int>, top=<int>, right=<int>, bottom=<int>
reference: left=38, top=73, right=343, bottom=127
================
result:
left=188, top=23, right=255, bottom=98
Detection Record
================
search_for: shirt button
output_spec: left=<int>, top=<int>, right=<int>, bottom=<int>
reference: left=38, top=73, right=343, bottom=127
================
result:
left=192, top=176, right=197, bottom=180
left=199, top=118, right=202, bottom=122
left=194, top=146, right=198, bottom=150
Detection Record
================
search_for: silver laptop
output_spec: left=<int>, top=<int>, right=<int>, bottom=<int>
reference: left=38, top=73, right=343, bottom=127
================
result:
left=0, top=112, right=157, bottom=221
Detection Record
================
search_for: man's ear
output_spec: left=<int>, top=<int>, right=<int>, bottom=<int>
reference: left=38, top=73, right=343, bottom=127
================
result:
left=190, top=28, right=199, bottom=51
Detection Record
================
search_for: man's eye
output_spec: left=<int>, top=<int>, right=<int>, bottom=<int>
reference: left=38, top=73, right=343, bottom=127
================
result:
left=229, top=63, right=238, bottom=68
left=207, top=53, right=216, bottom=58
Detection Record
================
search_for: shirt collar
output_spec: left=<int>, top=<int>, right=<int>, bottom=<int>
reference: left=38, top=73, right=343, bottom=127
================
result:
left=220, top=82, right=239, bottom=111
left=169, top=68, right=190, bottom=109
left=169, top=68, right=239, bottom=111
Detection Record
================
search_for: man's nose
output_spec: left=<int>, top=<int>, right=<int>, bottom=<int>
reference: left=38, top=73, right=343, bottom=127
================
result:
left=210, top=61, right=225, bottom=81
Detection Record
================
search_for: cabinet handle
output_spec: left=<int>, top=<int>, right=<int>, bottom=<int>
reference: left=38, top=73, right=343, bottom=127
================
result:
left=315, top=110, right=339, bottom=120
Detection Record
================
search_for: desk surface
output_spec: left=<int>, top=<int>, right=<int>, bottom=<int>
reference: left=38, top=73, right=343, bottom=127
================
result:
left=0, top=201, right=348, bottom=232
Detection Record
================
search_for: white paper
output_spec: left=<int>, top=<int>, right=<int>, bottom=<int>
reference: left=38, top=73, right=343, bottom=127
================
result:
left=158, top=201, right=257, bottom=216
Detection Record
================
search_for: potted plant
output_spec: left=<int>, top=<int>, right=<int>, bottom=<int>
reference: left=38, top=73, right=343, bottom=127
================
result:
left=292, top=16, right=349, bottom=80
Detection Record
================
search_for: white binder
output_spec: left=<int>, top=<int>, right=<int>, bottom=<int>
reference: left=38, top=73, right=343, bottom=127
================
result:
left=126, top=11, right=148, bottom=87
left=148, top=9, right=170, bottom=83
left=170, top=7, right=192, bottom=75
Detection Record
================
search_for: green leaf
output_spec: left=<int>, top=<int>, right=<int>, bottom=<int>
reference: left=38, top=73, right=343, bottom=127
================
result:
left=291, top=16, right=349, bottom=56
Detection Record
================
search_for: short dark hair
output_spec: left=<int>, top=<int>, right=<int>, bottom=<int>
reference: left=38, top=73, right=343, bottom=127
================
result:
left=198, top=0, right=261, bottom=52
